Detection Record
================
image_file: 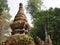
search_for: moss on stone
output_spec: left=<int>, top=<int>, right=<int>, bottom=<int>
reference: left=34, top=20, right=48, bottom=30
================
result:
left=23, top=35, right=33, bottom=41
left=13, top=35, right=33, bottom=42
left=5, top=35, right=35, bottom=45
left=10, top=35, right=33, bottom=44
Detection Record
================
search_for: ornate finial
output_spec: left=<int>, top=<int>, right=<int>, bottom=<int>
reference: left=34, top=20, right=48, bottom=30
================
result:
left=17, top=3, right=24, bottom=15
left=19, top=3, right=23, bottom=8
left=19, top=3, right=23, bottom=10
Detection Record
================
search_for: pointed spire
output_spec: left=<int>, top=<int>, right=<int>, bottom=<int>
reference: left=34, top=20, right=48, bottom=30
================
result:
left=19, top=3, right=23, bottom=9
left=14, top=3, right=27, bottom=22
left=19, top=3, right=24, bottom=14
left=10, top=3, right=30, bottom=35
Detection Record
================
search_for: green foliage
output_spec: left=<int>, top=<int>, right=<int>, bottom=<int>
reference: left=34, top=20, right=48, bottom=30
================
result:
left=29, top=8, right=60, bottom=45
left=0, top=0, right=9, bottom=11
left=0, top=0, right=11, bottom=43
left=26, top=0, right=60, bottom=45
left=23, top=35, right=33, bottom=41
left=26, top=0, right=42, bottom=18
left=0, top=5, right=3, bottom=15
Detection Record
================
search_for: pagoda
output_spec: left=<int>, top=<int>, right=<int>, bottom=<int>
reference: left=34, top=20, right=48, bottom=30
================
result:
left=4, top=3, right=35, bottom=45
left=10, top=3, right=30, bottom=35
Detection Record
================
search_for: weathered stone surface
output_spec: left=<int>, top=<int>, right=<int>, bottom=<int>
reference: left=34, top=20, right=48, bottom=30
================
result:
left=5, top=35, right=35, bottom=45
left=4, top=3, right=35, bottom=45
left=10, top=3, right=30, bottom=35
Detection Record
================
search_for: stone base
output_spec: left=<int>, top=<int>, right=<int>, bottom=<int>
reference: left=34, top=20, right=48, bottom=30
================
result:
left=4, top=34, right=35, bottom=45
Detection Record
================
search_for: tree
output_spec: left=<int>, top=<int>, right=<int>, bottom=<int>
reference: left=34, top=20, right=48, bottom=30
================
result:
left=29, top=8, right=60, bottom=45
left=0, top=5, right=3, bottom=15
left=0, top=0, right=9, bottom=11
left=26, top=0, right=42, bottom=19
left=0, top=0, right=11, bottom=43
left=27, top=0, right=60, bottom=45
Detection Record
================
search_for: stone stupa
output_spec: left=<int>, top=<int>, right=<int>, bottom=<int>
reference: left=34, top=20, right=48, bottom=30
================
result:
left=10, top=3, right=30, bottom=35
left=4, top=3, right=35, bottom=45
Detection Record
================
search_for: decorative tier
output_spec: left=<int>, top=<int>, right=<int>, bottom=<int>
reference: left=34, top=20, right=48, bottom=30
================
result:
left=10, top=3, right=30, bottom=35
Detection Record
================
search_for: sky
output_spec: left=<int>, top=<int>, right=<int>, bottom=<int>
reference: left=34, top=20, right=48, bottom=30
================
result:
left=8, top=0, right=60, bottom=26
